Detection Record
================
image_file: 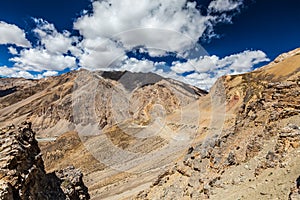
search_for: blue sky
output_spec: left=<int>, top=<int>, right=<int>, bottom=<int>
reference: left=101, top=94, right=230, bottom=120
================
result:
left=0, top=0, right=299, bottom=89
left=203, top=0, right=300, bottom=59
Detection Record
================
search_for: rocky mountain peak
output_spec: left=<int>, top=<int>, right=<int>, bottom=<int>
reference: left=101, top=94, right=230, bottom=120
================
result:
left=273, top=48, right=300, bottom=64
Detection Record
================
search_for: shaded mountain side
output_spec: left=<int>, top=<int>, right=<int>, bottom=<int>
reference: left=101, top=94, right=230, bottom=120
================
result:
left=134, top=49, right=300, bottom=199
left=98, top=70, right=205, bottom=96
left=0, top=122, right=90, bottom=200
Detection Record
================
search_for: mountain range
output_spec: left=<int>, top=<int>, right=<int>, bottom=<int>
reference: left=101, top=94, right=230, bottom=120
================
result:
left=0, top=48, right=299, bottom=199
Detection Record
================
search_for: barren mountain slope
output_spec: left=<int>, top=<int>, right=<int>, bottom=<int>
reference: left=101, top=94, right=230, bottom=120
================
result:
left=135, top=49, right=300, bottom=200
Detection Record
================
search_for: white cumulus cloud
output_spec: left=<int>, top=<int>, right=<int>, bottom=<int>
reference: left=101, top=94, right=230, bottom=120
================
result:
left=119, top=57, right=156, bottom=73
left=33, top=19, right=79, bottom=55
left=0, top=21, right=31, bottom=47
left=42, top=70, right=59, bottom=77
left=77, top=37, right=126, bottom=70
left=167, top=50, right=269, bottom=89
left=0, top=66, right=17, bottom=77
left=0, top=66, right=35, bottom=79
left=9, top=20, right=77, bottom=73
left=10, top=48, right=76, bottom=72
left=217, top=50, right=270, bottom=73
left=209, top=0, right=243, bottom=12
left=73, top=0, right=243, bottom=70
left=8, top=46, right=18, bottom=55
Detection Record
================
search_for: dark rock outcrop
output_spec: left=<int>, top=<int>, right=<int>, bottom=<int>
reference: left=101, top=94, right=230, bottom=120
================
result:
left=289, top=176, right=300, bottom=200
left=0, top=122, right=90, bottom=200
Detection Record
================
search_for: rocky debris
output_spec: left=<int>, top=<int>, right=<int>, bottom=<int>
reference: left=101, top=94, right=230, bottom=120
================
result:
left=0, top=122, right=90, bottom=200
left=289, top=176, right=300, bottom=200
left=276, top=124, right=300, bottom=154
left=226, top=152, right=236, bottom=166
left=0, top=181, right=14, bottom=200
left=55, top=166, right=90, bottom=200
left=254, top=124, right=300, bottom=177
left=246, top=136, right=263, bottom=160
left=151, top=170, right=175, bottom=187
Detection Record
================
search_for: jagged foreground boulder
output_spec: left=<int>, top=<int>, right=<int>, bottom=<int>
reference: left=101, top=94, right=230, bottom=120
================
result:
left=0, top=122, right=90, bottom=200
